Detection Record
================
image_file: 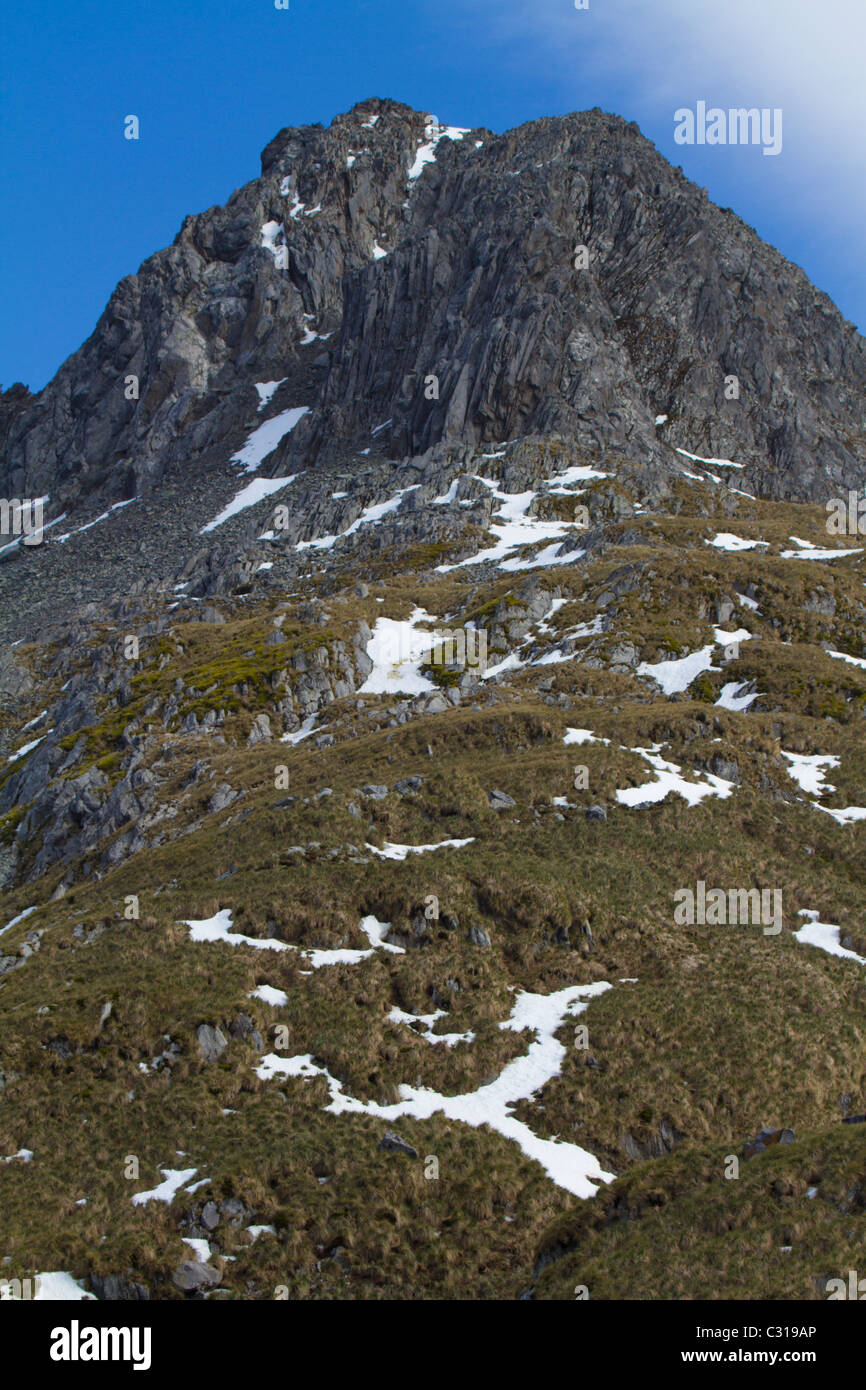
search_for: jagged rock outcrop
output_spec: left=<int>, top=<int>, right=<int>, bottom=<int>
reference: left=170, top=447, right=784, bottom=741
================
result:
left=0, top=100, right=443, bottom=513
left=3, top=97, right=866, bottom=533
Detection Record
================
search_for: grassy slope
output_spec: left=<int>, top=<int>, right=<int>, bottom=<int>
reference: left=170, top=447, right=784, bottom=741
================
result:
left=1, top=459, right=865, bottom=1299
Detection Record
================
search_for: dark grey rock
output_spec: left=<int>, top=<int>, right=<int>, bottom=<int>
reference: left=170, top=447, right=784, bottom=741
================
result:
left=196, top=1023, right=228, bottom=1062
left=201, top=1201, right=220, bottom=1231
left=229, top=1013, right=264, bottom=1050
left=709, top=755, right=740, bottom=783
left=743, top=1126, right=795, bottom=1160
left=608, top=641, right=638, bottom=669
left=394, top=776, right=423, bottom=796
left=219, top=1197, right=250, bottom=1226
left=207, top=784, right=237, bottom=814
left=423, top=692, right=449, bottom=714
left=173, top=1261, right=221, bottom=1292
left=379, top=1130, right=418, bottom=1158
left=247, top=713, right=272, bottom=745
left=89, top=1273, right=150, bottom=1301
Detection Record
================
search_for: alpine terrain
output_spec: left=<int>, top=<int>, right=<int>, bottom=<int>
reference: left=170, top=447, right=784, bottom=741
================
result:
left=1, top=98, right=865, bottom=1302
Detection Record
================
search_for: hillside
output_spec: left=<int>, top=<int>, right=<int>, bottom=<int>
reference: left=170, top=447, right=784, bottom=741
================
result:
left=1, top=99, right=864, bottom=1303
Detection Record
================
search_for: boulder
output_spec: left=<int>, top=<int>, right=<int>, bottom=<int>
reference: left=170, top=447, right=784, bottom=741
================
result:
left=743, top=1126, right=795, bottom=1161
left=394, top=776, right=423, bottom=796
left=172, top=1261, right=221, bottom=1292
left=207, top=784, right=237, bottom=814
left=379, top=1130, right=418, bottom=1158
left=360, top=784, right=388, bottom=800
left=196, top=1023, right=228, bottom=1063
left=201, top=1201, right=220, bottom=1231
left=247, top=713, right=272, bottom=745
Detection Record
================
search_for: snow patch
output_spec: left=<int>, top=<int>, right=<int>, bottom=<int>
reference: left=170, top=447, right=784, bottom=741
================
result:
left=781, top=751, right=839, bottom=797
left=184, top=910, right=403, bottom=966
left=261, top=220, right=288, bottom=270
left=182, top=1238, right=211, bottom=1261
left=0, top=906, right=38, bottom=938
left=794, top=911, right=865, bottom=965
left=257, top=981, right=619, bottom=1197
left=827, top=649, right=866, bottom=670
left=201, top=474, right=298, bottom=534
left=780, top=545, right=862, bottom=560
left=186, top=909, right=290, bottom=953
left=408, top=119, right=469, bottom=181
left=358, top=606, right=444, bottom=694
left=250, top=985, right=288, bottom=1007
left=707, top=533, right=768, bottom=552
left=616, top=747, right=734, bottom=808
left=435, top=478, right=580, bottom=573
left=132, top=1167, right=198, bottom=1206
left=388, top=1007, right=475, bottom=1048
left=255, top=380, right=287, bottom=411
left=229, top=408, right=309, bottom=474
left=365, top=838, right=475, bottom=860
left=7, top=736, right=46, bottom=763
left=54, top=500, right=135, bottom=545
left=637, top=646, right=717, bottom=695
left=296, top=485, right=419, bottom=552
left=279, top=715, right=318, bottom=746
left=563, top=728, right=611, bottom=747
left=0, top=1272, right=95, bottom=1301
left=676, top=448, right=743, bottom=469
left=715, top=681, right=760, bottom=711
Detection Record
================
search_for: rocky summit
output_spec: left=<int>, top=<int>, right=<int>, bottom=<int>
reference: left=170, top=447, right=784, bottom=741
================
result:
left=1, top=98, right=865, bottom=1303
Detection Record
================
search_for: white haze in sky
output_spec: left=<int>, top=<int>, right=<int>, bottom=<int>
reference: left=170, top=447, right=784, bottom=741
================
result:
left=468, top=0, right=866, bottom=233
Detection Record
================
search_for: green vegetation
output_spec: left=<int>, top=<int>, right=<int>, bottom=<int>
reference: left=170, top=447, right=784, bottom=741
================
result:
left=1, top=448, right=865, bottom=1299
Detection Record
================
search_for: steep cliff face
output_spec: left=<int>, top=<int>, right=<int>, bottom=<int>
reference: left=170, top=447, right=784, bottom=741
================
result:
left=3, top=98, right=865, bottom=521
left=0, top=100, right=441, bottom=511
left=296, top=105, right=866, bottom=496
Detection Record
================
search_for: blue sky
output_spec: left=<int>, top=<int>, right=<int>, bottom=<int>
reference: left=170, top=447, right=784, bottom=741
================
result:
left=2, top=0, right=864, bottom=391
